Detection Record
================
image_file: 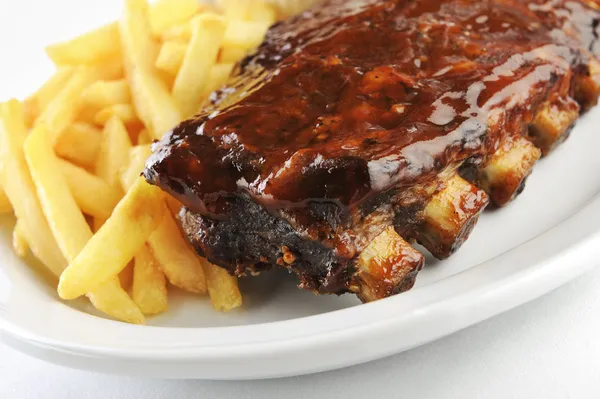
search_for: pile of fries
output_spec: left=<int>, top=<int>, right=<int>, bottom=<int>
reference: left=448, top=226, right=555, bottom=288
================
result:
left=0, top=0, right=283, bottom=324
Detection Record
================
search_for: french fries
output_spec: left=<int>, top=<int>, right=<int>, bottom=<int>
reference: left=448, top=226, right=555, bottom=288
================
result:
left=6, top=0, right=279, bottom=322
left=36, top=67, right=98, bottom=143
left=94, top=103, right=141, bottom=126
left=121, top=145, right=152, bottom=190
left=58, top=159, right=121, bottom=220
left=0, top=100, right=66, bottom=276
left=58, top=177, right=165, bottom=300
left=155, top=41, right=188, bottom=78
left=148, top=213, right=207, bottom=294
left=82, top=79, right=131, bottom=110
left=45, top=22, right=122, bottom=66
left=24, top=67, right=74, bottom=126
left=201, top=259, right=242, bottom=312
left=23, top=124, right=144, bottom=324
left=96, top=116, right=133, bottom=194
left=120, top=0, right=181, bottom=139
left=173, top=14, right=226, bottom=118
left=12, top=220, right=29, bottom=258
left=132, top=245, right=168, bottom=315
left=54, top=123, right=101, bottom=169
left=0, top=188, right=12, bottom=214
left=149, top=0, right=200, bottom=36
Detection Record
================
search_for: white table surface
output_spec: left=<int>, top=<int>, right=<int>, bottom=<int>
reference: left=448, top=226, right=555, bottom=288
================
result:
left=3, top=0, right=600, bottom=397
left=2, top=265, right=600, bottom=399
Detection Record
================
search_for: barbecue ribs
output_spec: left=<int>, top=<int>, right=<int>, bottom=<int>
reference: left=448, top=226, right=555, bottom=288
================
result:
left=144, top=0, right=600, bottom=302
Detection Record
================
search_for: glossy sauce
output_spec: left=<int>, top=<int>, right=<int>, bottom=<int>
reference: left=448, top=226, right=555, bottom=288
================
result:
left=145, top=0, right=600, bottom=217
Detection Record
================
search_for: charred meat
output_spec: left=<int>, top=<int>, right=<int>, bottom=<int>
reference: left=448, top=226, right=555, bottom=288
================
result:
left=145, top=0, right=600, bottom=301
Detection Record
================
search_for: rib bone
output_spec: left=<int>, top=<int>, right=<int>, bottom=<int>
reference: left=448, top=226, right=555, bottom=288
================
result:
left=415, top=175, right=489, bottom=259
left=478, top=137, right=541, bottom=207
left=353, top=226, right=424, bottom=302
left=529, top=98, right=580, bottom=154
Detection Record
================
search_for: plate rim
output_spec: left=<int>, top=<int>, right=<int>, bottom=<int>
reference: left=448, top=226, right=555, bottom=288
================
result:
left=1, top=192, right=600, bottom=379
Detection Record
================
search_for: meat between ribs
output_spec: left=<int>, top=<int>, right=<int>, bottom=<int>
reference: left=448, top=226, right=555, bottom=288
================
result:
left=144, top=0, right=600, bottom=302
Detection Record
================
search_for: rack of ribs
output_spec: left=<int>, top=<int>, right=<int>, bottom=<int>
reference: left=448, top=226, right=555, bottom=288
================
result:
left=144, top=0, right=600, bottom=302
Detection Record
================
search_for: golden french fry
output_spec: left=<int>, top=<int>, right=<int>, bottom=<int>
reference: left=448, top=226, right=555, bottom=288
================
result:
left=149, top=0, right=199, bottom=36
left=36, top=67, right=99, bottom=144
left=133, top=245, right=168, bottom=315
left=200, top=258, right=242, bottom=312
left=121, top=145, right=152, bottom=190
left=92, top=58, right=125, bottom=81
left=96, top=117, right=133, bottom=192
left=137, top=128, right=153, bottom=145
left=148, top=212, right=207, bottom=294
left=217, top=0, right=252, bottom=20
left=155, top=40, right=188, bottom=77
left=173, top=14, right=226, bottom=118
left=58, top=159, right=121, bottom=220
left=82, top=79, right=131, bottom=110
left=201, top=63, right=234, bottom=102
left=119, top=261, right=135, bottom=291
left=247, top=1, right=277, bottom=24
left=54, top=123, right=102, bottom=169
left=219, top=45, right=248, bottom=64
left=24, top=67, right=75, bottom=126
left=87, top=278, right=145, bottom=324
left=58, top=177, right=165, bottom=300
left=45, top=22, right=122, bottom=65
left=120, top=0, right=182, bottom=139
left=0, top=188, right=12, bottom=213
left=23, top=124, right=144, bottom=324
left=223, top=20, right=269, bottom=49
left=0, top=100, right=66, bottom=276
left=94, top=103, right=141, bottom=126
left=159, top=22, right=191, bottom=42
left=25, top=125, right=97, bottom=260
left=12, top=220, right=29, bottom=258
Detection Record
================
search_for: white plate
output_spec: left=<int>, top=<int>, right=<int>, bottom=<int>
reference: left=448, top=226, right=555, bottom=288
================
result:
left=2, top=0, right=600, bottom=380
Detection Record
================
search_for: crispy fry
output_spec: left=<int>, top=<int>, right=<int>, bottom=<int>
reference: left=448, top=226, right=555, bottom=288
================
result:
left=247, top=1, right=277, bottom=24
left=23, top=124, right=144, bottom=323
left=159, top=22, right=192, bottom=42
left=217, top=0, right=252, bottom=20
left=36, top=67, right=98, bottom=144
left=219, top=45, right=248, bottom=64
left=223, top=20, right=270, bottom=49
left=120, top=0, right=182, bottom=139
left=200, top=258, right=242, bottom=311
left=87, top=278, right=145, bottom=324
left=58, top=177, right=165, bottom=300
left=54, top=123, right=101, bottom=169
left=121, top=145, right=152, bottom=190
left=201, top=63, right=234, bottom=102
left=82, top=79, right=131, bottom=110
left=25, top=125, right=97, bottom=260
left=133, top=245, right=168, bottom=315
left=149, top=0, right=199, bottom=36
left=12, top=220, right=29, bottom=258
left=0, top=188, right=12, bottom=213
left=94, top=103, right=141, bottom=126
left=0, top=100, right=66, bottom=276
left=45, top=22, right=122, bottom=65
left=96, top=117, right=133, bottom=192
left=155, top=40, right=188, bottom=77
left=93, top=58, right=126, bottom=81
left=58, top=159, right=120, bottom=220
left=137, top=128, right=153, bottom=145
left=173, top=14, right=226, bottom=118
left=119, top=261, right=135, bottom=291
left=24, top=67, right=74, bottom=126
left=148, top=212, right=207, bottom=294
